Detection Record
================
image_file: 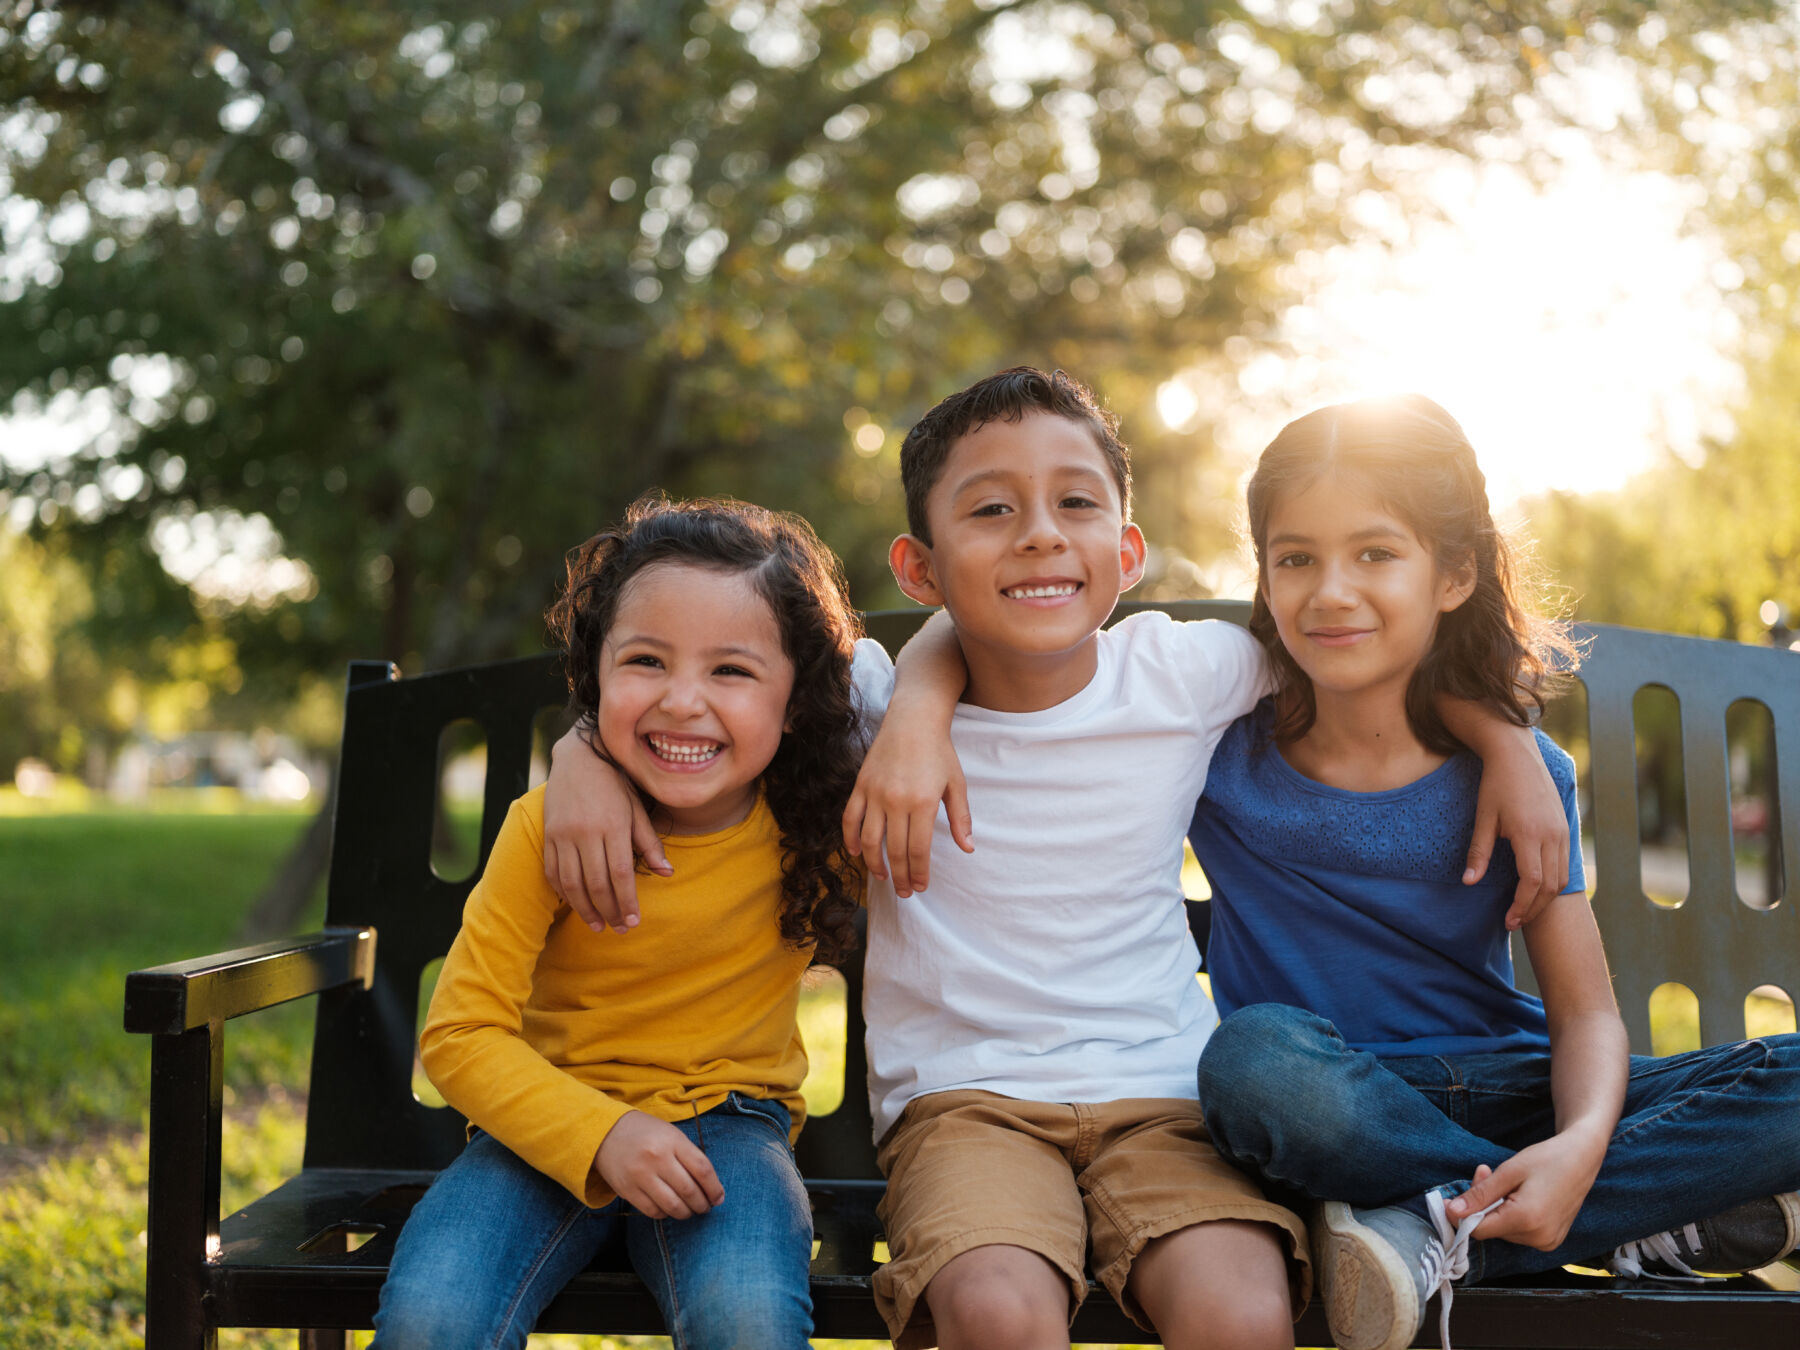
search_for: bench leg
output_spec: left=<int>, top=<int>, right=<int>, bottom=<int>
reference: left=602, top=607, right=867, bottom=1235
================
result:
left=298, top=1332, right=351, bottom=1350
left=144, top=1025, right=222, bottom=1350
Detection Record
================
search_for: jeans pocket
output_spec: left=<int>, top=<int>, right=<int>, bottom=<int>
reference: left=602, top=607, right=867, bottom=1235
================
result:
left=719, top=1091, right=792, bottom=1139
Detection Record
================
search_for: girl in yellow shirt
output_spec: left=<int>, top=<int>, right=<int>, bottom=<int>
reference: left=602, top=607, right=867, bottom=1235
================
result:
left=372, top=496, right=863, bottom=1350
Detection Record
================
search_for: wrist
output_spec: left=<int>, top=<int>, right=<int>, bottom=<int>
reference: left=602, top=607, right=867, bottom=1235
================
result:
left=1554, top=1119, right=1612, bottom=1161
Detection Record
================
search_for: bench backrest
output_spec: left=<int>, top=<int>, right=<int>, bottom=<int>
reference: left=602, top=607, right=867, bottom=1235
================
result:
left=303, top=602, right=1800, bottom=1181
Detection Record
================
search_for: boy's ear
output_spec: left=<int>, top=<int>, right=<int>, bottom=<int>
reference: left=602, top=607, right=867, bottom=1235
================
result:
left=1117, top=523, right=1149, bottom=593
left=1439, top=554, right=1477, bottom=613
left=889, top=534, right=944, bottom=606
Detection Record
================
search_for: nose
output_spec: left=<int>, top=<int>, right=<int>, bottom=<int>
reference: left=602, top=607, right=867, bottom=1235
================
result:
left=1311, top=558, right=1357, bottom=609
left=1015, top=499, right=1068, bottom=553
left=658, top=673, right=706, bottom=717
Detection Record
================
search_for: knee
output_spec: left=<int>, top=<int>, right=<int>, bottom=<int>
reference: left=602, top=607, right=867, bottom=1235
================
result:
left=1202, top=1008, right=1368, bottom=1166
left=673, top=1276, right=812, bottom=1350
left=929, top=1261, right=1068, bottom=1350
left=1177, top=1285, right=1295, bottom=1350
left=1200, top=1005, right=1344, bottom=1145
left=373, top=1274, right=497, bottom=1350
left=1201, top=1005, right=1332, bottom=1093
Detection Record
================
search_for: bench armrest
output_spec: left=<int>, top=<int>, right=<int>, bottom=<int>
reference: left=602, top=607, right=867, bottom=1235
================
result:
left=124, top=926, right=376, bottom=1035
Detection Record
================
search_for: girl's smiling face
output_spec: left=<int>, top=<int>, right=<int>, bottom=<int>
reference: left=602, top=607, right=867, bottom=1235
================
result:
left=1260, top=468, right=1473, bottom=705
left=595, top=562, right=795, bottom=835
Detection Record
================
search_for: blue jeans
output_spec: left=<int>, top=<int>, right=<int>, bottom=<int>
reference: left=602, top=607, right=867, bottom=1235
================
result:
left=371, top=1094, right=813, bottom=1349
left=1197, top=1003, right=1800, bottom=1282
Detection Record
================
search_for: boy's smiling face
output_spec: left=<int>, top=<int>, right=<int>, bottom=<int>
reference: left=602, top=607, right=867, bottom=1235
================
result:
left=891, top=410, right=1146, bottom=711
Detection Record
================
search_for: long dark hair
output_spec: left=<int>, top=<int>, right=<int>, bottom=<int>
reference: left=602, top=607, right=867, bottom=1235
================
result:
left=545, top=494, right=863, bottom=964
left=1245, top=394, right=1579, bottom=754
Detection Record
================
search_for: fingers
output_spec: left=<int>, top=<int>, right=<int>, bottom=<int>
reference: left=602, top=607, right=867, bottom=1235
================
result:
left=600, top=842, right=639, bottom=934
left=597, top=1115, right=725, bottom=1220
left=553, top=842, right=605, bottom=932
left=887, top=812, right=917, bottom=898
left=1444, top=1162, right=1509, bottom=1222
left=854, top=798, right=890, bottom=882
left=545, top=838, right=569, bottom=903
left=677, top=1136, right=725, bottom=1208
left=632, top=1146, right=724, bottom=1220
left=1463, top=802, right=1497, bottom=885
left=945, top=770, right=974, bottom=855
left=841, top=789, right=866, bottom=859
left=904, top=805, right=934, bottom=894
left=630, top=795, right=671, bottom=880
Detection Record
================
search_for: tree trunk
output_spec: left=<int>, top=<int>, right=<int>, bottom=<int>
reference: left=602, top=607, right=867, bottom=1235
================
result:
left=237, top=770, right=337, bottom=942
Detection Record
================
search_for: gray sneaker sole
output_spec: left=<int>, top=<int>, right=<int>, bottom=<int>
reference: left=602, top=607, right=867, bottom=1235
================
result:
left=1316, top=1201, right=1423, bottom=1350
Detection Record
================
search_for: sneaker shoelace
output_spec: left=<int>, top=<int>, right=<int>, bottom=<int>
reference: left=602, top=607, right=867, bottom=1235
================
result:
left=1610, top=1223, right=1708, bottom=1281
left=1422, top=1191, right=1505, bottom=1350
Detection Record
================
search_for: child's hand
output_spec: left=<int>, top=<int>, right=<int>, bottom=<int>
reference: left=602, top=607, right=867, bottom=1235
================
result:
left=544, top=727, right=671, bottom=933
left=1464, top=734, right=1570, bottom=930
left=842, top=718, right=972, bottom=898
left=1444, top=1131, right=1604, bottom=1251
left=593, top=1110, right=724, bottom=1219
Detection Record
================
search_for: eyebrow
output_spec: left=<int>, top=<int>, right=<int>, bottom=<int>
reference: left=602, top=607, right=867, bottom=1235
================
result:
left=609, top=633, right=771, bottom=664
left=1267, top=523, right=1410, bottom=549
left=948, top=464, right=1109, bottom=497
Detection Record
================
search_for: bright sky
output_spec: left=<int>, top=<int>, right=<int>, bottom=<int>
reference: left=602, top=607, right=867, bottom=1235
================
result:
left=1160, top=153, right=1746, bottom=513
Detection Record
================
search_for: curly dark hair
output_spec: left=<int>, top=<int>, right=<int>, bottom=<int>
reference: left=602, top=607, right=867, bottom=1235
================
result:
left=1245, top=394, right=1580, bottom=754
left=544, top=494, right=864, bottom=966
left=900, top=366, right=1133, bottom=543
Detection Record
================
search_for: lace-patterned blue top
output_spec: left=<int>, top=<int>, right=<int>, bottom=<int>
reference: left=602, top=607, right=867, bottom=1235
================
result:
left=1188, top=699, right=1583, bottom=1058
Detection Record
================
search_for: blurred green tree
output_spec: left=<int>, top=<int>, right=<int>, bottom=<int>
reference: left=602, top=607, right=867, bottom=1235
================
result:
left=6, top=1, right=1776, bottom=664
left=1, top=1, right=1779, bottom=923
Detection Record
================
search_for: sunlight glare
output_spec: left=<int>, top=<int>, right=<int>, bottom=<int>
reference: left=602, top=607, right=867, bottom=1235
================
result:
left=1227, top=157, right=1745, bottom=510
left=1157, top=379, right=1201, bottom=431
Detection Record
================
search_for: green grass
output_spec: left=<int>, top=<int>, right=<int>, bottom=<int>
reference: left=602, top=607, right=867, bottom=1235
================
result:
left=0, top=808, right=319, bottom=1151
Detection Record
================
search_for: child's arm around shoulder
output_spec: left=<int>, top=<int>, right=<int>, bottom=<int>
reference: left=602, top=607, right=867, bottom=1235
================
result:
left=842, top=609, right=972, bottom=897
left=1439, top=703, right=1571, bottom=930
left=1443, top=882, right=1627, bottom=1248
left=542, top=724, right=672, bottom=933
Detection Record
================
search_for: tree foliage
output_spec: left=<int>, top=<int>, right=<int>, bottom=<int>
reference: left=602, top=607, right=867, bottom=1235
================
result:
left=1531, top=330, right=1800, bottom=642
left=1, top=0, right=1783, bottom=687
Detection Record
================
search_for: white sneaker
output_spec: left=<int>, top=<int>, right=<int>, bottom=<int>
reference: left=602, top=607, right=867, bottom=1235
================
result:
left=1609, top=1192, right=1800, bottom=1279
left=1315, top=1190, right=1502, bottom=1350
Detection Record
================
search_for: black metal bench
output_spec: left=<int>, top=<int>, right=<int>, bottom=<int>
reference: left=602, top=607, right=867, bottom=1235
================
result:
left=125, top=600, right=1800, bottom=1347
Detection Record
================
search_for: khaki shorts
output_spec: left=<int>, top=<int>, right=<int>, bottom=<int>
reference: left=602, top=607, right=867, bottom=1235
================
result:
left=872, top=1089, right=1311, bottom=1348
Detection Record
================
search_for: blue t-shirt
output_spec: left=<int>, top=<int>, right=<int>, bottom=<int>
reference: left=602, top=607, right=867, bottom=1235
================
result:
left=1188, top=700, right=1584, bottom=1058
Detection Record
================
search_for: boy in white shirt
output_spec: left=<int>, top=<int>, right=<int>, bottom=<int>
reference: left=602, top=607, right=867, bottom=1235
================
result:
left=843, top=368, right=1306, bottom=1350
left=543, top=368, right=1568, bottom=1350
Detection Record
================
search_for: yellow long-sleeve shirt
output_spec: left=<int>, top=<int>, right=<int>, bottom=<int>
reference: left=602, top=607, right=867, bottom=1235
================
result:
left=420, top=785, right=813, bottom=1207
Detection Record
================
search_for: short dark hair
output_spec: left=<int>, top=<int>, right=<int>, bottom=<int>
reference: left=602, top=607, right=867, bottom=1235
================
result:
left=899, top=367, right=1133, bottom=543
left=545, top=494, right=864, bottom=964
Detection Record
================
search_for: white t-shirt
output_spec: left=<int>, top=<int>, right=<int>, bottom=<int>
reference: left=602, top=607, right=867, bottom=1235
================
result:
left=854, top=610, right=1273, bottom=1142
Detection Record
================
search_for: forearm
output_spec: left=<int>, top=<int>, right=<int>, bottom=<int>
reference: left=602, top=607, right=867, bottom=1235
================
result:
left=1436, top=693, right=1528, bottom=752
left=886, top=609, right=967, bottom=728
left=1546, top=1008, right=1628, bottom=1147
left=424, top=1016, right=628, bottom=1203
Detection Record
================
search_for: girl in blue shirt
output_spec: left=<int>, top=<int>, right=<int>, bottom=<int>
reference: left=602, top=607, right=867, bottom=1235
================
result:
left=1192, top=394, right=1800, bottom=1350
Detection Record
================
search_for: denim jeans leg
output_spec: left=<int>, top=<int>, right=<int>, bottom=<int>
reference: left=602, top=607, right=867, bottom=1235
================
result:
left=371, top=1130, right=623, bottom=1350
left=1198, top=1004, right=1513, bottom=1208
left=626, top=1094, right=815, bottom=1350
left=1469, top=1033, right=1800, bottom=1281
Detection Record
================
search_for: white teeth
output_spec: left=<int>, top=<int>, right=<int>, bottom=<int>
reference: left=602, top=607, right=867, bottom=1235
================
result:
left=1005, top=583, right=1078, bottom=599
left=648, top=735, right=721, bottom=763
